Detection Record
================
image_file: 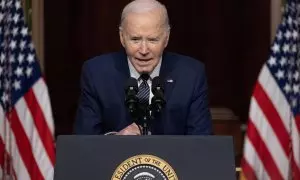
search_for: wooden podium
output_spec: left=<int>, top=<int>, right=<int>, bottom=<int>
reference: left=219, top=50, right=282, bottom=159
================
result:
left=211, top=107, right=244, bottom=178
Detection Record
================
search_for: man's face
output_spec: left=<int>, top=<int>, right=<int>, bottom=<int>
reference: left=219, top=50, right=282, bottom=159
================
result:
left=119, top=10, right=170, bottom=74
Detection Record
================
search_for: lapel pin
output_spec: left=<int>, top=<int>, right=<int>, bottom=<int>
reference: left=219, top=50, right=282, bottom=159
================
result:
left=166, top=79, right=173, bottom=83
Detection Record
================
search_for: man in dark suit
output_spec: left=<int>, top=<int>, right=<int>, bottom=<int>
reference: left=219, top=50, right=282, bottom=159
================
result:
left=74, top=0, right=212, bottom=135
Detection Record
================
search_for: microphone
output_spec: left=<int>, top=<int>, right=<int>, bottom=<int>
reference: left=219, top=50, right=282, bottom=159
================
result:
left=151, top=76, right=166, bottom=113
left=124, top=77, right=138, bottom=118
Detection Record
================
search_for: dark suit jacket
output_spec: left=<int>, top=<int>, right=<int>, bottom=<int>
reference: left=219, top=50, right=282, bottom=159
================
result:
left=74, top=50, right=213, bottom=135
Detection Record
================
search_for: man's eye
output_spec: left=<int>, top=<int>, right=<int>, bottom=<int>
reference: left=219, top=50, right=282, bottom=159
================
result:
left=149, top=38, right=159, bottom=42
left=148, top=38, right=160, bottom=43
left=131, top=38, right=140, bottom=41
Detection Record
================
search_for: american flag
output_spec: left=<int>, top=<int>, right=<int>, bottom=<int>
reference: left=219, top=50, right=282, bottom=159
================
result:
left=0, top=0, right=55, bottom=179
left=240, top=0, right=300, bottom=179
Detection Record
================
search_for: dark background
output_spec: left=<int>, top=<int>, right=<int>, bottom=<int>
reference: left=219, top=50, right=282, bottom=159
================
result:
left=44, top=0, right=270, bottom=164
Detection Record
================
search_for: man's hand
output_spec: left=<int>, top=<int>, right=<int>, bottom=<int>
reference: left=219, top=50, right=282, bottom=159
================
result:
left=116, top=123, right=142, bottom=135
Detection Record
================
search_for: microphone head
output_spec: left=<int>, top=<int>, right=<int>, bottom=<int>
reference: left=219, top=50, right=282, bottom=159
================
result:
left=152, top=76, right=164, bottom=94
left=125, top=77, right=138, bottom=93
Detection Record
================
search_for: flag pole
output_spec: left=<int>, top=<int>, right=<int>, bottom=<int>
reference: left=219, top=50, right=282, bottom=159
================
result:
left=2, top=0, right=14, bottom=179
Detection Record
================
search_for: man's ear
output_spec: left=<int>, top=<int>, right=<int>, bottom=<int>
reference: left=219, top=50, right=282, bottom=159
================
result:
left=119, top=28, right=125, bottom=47
left=164, top=31, right=170, bottom=48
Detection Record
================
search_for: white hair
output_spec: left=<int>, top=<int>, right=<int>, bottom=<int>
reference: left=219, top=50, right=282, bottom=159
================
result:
left=119, top=0, right=170, bottom=30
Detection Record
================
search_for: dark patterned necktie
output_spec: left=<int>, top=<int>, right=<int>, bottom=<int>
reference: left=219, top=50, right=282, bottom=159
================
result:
left=137, top=74, right=150, bottom=105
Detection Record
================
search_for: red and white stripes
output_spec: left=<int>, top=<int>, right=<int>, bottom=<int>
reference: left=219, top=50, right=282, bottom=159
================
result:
left=242, top=65, right=300, bottom=179
left=0, top=78, right=55, bottom=180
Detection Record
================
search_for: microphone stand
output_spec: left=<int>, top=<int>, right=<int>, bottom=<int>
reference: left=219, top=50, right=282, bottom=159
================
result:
left=141, top=105, right=164, bottom=135
left=139, top=104, right=151, bottom=135
left=141, top=115, right=149, bottom=135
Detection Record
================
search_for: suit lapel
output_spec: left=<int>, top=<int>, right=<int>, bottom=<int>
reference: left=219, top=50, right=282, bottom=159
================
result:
left=160, top=52, right=176, bottom=101
left=113, top=50, right=132, bottom=128
left=113, top=49, right=130, bottom=101
left=114, top=49, right=130, bottom=79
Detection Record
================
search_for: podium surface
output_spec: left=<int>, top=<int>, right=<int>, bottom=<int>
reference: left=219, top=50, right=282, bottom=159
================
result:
left=54, top=135, right=236, bottom=180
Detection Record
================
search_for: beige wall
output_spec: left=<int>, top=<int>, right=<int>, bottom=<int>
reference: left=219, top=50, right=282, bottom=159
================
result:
left=22, top=0, right=44, bottom=72
left=271, top=0, right=283, bottom=42
left=31, top=0, right=44, bottom=72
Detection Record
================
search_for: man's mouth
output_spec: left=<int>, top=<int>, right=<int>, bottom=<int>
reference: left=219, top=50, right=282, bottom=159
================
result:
left=136, top=58, right=152, bottom=61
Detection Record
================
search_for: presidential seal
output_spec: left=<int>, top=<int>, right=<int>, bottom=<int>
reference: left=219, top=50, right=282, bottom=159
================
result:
left=111, top=154, right=178, bottom=180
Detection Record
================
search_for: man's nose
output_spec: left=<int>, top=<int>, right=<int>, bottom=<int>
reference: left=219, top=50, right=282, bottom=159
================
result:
left=139, top=41, right=149, bottom=55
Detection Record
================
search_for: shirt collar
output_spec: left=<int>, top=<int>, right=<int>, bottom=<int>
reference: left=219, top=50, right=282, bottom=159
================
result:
left=128, top=57, right=161, bottom=80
